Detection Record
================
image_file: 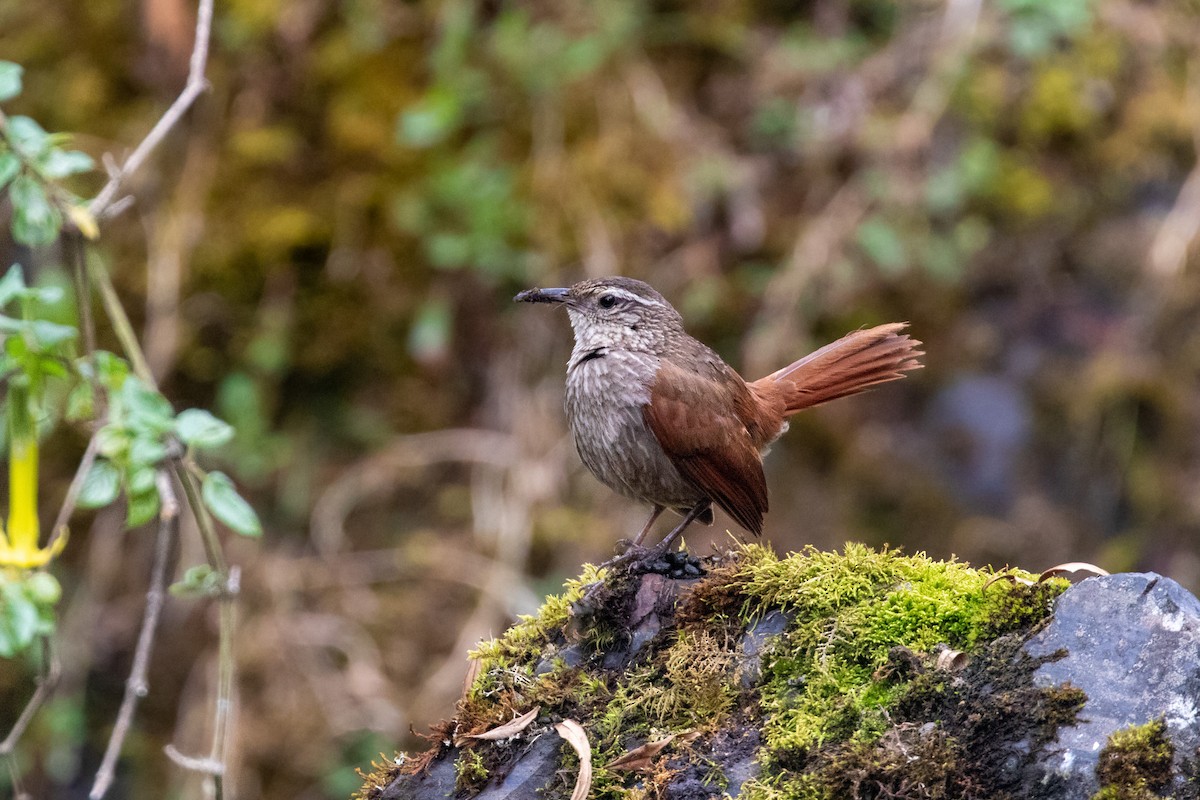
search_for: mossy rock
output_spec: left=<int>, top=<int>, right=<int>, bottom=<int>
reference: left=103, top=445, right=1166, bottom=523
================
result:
left=357, top=545, right=1200, bottom=799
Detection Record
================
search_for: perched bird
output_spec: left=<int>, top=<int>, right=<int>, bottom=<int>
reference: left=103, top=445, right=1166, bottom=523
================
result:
left=515, top=277, right=922, bottom=558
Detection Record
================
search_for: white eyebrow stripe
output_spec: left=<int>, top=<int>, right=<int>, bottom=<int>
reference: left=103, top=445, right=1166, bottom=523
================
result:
left=603, top=287, right=666, bottom=308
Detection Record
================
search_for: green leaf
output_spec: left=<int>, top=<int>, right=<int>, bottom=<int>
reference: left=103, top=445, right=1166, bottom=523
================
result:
left=0, top=152, right=19, bottom=191
left=129, top=436, right=167, bottom=467
left=30, top=284, right=64, bottom=305
left=169, top=564, right=223, bottom=598
left=9, top=174, right=62, bottom=246
left=5, top=116, right=49, bottom=159
left=0, top=582, right=39, bottom=657
left=95, top=424, right=129, bottom=459
left=4, top=330, right=28, bottom=359
left=0, top=61, right=22, bottom=102
left=127, top=464, right=157, bottom=495
left=202, top=471, right=262, bottom=537
left=78, top=460, right=121, bottom=508
left=175, top=408, right=234, bottom=450
left=29, top=319, right=77, bottom=347
left=120, top=377, right=175, bottom=434
left=93, top=351, right=130, bottom=390
left=66, top=381, right=94, bottom=421
left=0, top=264, right=26, bottom=307
left=35, top=353, right=68, bottom=379
left=24, top=572, right=61, bottom=606
left=126, top=488, right=160, bottom=528
left=39, top=149, right=94, bottom=179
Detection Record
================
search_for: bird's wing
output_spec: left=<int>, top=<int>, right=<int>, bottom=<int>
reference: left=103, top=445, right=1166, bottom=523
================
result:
left=643, top=359, right=768, bottom=535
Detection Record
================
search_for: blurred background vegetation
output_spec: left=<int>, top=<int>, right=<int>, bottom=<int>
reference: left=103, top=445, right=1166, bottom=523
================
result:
left=2, top=0, right=1200, bottom=796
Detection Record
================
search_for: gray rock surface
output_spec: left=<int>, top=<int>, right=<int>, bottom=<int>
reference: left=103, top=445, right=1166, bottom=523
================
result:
left=380, top=736, right=563, bottom=800
left=1025, top=572, right=1200, bottom=798
left=736, top=609, right=790, bottom=688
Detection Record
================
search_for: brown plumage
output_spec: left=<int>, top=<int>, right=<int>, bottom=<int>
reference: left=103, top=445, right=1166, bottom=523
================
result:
left=516, top=277, right=923, bottom=555
left=646, top=323, right=922, bottom=536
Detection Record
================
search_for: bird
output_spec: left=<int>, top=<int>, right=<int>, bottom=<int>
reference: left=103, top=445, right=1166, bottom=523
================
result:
left=515, top=277, right=923, bottom=561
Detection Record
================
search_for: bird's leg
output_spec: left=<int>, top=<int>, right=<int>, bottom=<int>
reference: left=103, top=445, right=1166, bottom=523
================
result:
left=642, top=503, right=707, bottom=560
left=598, top=505, right=664, bottom=570
left=577, top=504, right=708, bottom=612
left=631, top=505, right=665, bottom=548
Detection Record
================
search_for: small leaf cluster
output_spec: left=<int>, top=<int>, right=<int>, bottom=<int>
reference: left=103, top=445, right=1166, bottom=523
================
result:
left=73, top=354, right=260, bottom=536
left=169, top=564, right=225, bottom=599
left=74, top=359, right=172, bottom=527
left=0, top=571, right=60, bottom=657
left=0, top=265, right=78, bottom=409
left=0, top=61, right=95, bottom=246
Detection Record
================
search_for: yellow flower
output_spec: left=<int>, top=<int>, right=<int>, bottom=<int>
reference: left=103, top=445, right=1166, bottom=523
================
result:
left=0, top=414, right=67, bottom=569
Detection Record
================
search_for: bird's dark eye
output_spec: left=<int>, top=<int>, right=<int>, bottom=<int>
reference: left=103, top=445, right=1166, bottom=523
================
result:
left=598, top=294, right=617, bottom=309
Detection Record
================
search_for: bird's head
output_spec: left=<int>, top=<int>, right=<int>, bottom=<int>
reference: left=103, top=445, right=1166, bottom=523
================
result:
left=515, top=277, right=683, bottom=354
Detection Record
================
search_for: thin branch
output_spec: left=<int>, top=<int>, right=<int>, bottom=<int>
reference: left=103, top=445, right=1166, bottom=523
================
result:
left=310, top=429, right=519, bottom=556
left=43, top=431, right=101, bottom=554
left=89, top=471, right=180, bottom=800
left=69, top=232, right=98, bottom=361
left=68, top=231, right=106, bottom=428
left=87, top=0, right=215, bottom=220
left=175, top=460, right=227, bottom=574
left=210, top=575, right=238, bottom=800
left=163, top=744, right=224, bottom=776
left=87, top=252, right=155, bottom=388
left=1, top=642, right=61, bottom=786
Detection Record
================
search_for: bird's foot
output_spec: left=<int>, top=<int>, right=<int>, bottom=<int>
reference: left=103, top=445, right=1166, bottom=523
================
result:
left=596, top=542, right=650, bottom=572
left=612, top=538, right=637, bottom=555
left=574, top=543, right=706, bottom=615
left=574, top=545, right=650, bottom=612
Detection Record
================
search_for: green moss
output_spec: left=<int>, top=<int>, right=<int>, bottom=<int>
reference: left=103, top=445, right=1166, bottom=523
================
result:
left=469, top=564, right=604, bottom=666
left=1093, top=719, right=1174, bottom=799
left=454, top=749, right=489, bottom=792
left=367, top=544, right=1078, bottom=800
left=728, top=544, right=1063, bottom=755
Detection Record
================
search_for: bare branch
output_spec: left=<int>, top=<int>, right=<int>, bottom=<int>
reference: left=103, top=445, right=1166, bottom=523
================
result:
left=163, top=744, right=225, bottom=776
left=87, top=0, right=215, bottom=219
left=88, top=252, right=156, bottom=388
left=44, top=432, right=101, bottom=555
left=89, top=471, right=180, bottom=800
left=310, top=429, right=519, bottom=556
left=209, top=583, right=238, bottom=800
left=69, top=232, right=99, bottom=366
left=0, top=636, right=61, bottom=759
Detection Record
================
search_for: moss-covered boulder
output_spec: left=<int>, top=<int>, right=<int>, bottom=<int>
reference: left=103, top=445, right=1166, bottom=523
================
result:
left=357, top=545, right=1200, bottom=799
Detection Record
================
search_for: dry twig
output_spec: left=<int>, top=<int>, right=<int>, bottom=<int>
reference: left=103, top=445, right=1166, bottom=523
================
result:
left=87, top=0, right=215, bottom=219
left=89, top=471, right=180, bottom=800
left=1, top=637, right=61, bottom=798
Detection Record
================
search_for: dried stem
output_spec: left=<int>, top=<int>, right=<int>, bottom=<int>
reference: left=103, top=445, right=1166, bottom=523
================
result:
left=88, top=471, right=180, bottom=800
left=87, top=0, right=214, bottom=220
left=87, top=252, right=155, bottom=388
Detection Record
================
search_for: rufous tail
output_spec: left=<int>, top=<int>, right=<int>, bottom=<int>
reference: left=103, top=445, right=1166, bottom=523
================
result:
left=750, top=323, right=923, bottom=416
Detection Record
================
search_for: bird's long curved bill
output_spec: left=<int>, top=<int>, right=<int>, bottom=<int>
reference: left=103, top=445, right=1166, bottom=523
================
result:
left=514, top=287, right=570, bottom=304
